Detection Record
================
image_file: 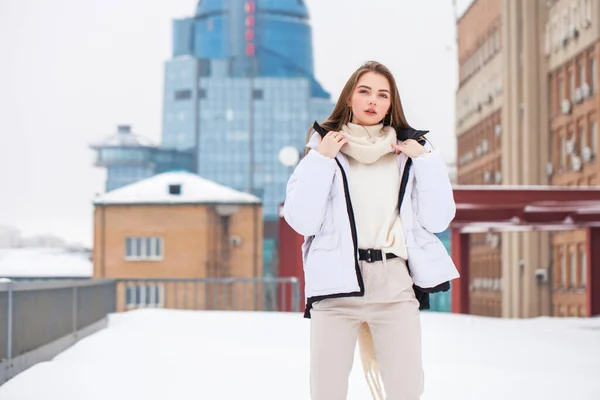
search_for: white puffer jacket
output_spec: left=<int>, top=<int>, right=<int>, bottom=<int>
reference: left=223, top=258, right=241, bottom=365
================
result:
left=283, top=130, right=459, bottom=308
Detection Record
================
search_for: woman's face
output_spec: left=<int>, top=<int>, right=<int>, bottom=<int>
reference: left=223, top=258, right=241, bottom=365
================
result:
left=348, top=71, right=392, bottom=126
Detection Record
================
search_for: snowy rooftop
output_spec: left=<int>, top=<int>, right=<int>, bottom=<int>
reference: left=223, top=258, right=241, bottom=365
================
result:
left=94, top=171, right=261, bottom=206
left=0, top=309, right=598, bottom=399
left=0, top=247, right=92, bottom=278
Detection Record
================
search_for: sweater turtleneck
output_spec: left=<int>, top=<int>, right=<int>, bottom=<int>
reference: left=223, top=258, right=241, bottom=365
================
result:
left=339, top=122, right=397, bottom=164
left=339, top=122, right=408, bottom=259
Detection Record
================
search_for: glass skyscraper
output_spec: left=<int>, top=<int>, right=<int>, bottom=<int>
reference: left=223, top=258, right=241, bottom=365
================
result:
left=162, top=1, right=334, bottom=277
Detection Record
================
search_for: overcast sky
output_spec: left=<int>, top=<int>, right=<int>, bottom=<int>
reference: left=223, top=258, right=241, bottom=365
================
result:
left=0, top=0, right=470, bottom=246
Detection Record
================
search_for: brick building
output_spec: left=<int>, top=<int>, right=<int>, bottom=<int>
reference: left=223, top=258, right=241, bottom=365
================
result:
left=92, top=171, right=263, bottom=312
left=546, top=0, right=600, bottom=316
left=456, top=0, right=507, bottom=317
left=456, top=0, right=599, bottom=318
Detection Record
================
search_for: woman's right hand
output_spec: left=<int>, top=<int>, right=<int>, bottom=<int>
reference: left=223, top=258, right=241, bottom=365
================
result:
left=317, top=131, right=348, bottom=159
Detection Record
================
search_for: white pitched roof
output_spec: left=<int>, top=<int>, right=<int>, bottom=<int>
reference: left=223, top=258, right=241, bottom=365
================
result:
left=94, top=171, right=261, bottom=205
left=0, top=247, right=92, bottom=278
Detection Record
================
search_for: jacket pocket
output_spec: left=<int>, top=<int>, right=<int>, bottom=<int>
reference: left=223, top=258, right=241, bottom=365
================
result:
left=304, top=232, right=344, bottom=292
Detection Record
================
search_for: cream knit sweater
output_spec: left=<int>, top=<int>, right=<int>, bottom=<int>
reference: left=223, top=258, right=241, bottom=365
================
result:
left=339, top=122, right=408, bottom=260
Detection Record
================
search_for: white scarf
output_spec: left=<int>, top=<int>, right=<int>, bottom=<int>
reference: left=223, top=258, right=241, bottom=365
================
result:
left=339, top=123, right=397, bottom=164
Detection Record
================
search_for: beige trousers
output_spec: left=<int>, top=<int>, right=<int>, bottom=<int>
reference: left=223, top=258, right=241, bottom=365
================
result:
left=309, top=257, right=424, bottom=400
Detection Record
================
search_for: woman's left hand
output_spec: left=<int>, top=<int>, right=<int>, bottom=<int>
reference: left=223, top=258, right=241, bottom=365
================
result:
left=391, top=139, right=429, bottom=158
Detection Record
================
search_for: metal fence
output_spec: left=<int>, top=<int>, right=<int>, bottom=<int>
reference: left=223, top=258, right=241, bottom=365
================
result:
left=115, top=277, right=301, bottom=313
left=0, top=279, right=116, bottom=385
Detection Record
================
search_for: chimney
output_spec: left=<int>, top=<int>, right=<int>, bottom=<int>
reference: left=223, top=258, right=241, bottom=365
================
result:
left=117, top=125, right=131, bottom=134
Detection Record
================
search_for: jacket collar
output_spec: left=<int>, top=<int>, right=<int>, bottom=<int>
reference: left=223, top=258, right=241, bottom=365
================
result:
left=311, top=121, right=428, bottom=143
left=307, top=121, right=413, bottom=173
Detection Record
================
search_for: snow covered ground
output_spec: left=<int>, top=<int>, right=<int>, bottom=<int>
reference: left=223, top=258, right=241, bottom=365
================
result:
left=1, top=309, right=599, bottom=399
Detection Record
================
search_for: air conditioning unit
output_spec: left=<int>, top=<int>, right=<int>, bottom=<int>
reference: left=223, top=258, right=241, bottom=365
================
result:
left=561, top=99, right=572, bottom=114
left=535, top=268, right=548, bottom=283
left=575, top=88, right=583, bottom=103
left=229, top=235, right=243, bottom=247
left=582, top=83, right=591, bottom=98
left=582, top=146, right=593, bottom=163
left=484, top=171, right=491, bottom=183
left=570, top=25, right=579, bottom=39
left=481, top=139, right=489, bottom=153
left=572, top=155, right=583, bottom=171
left=566, top=139, right=575, bottom=154
left=494, top=124, right=502, bottom=136
left=546, top=161, right=554, bottom=176
left=490, top=234, right=500, bottom=249
left=494, top=171, right=502, bottom=184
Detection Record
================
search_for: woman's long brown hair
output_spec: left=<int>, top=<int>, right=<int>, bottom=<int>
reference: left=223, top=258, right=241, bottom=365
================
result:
left=304, top=61, right=414, bottom=153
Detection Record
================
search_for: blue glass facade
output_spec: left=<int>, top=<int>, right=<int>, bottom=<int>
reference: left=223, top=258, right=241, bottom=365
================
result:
left=163, top=1, right=334, bottom=278
left=162, top=59, right=331, bottom=219
left=172, top=0, right=328, bottom=98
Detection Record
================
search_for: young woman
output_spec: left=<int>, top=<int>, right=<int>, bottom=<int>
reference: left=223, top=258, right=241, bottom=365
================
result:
left=283, top=61, right=459, bottom=400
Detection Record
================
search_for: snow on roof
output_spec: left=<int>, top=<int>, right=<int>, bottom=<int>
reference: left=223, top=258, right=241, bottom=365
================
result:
left=0, top=247, right=92, bottom=278
left=94, top=171, right=261, bottom=206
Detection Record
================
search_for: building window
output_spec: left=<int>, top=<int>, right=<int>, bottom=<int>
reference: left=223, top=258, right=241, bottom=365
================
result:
left=252, top=89, right=263, bottom=100
left=569, top=69, right=575, bottom=100
left=125, top=237, right=164, bottom=261
left=583, top=0, right=592, bottom=26
left=560, top=136, right=566, bottom=168
left=580, top=250, right=587, bottom=287
left=174, top=89, right=192, bottom=100
left=561, top=251, right=567, bottom=287
left=591, top=58, right=597, bottom=94
left=580, top=124, right=587, bottom=155
left=126, top=284, right=165, bottom=308
left=592, top=120, right=598, bottom=157
left=570, top=251, right=577, bottom=288
left=168, top=184, right=182, bottom=195
left=558, top=75, right=564, bottom=101
left=494, top=28, right=500, bottom=52
left=579, top=62, right=586, bottom=87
